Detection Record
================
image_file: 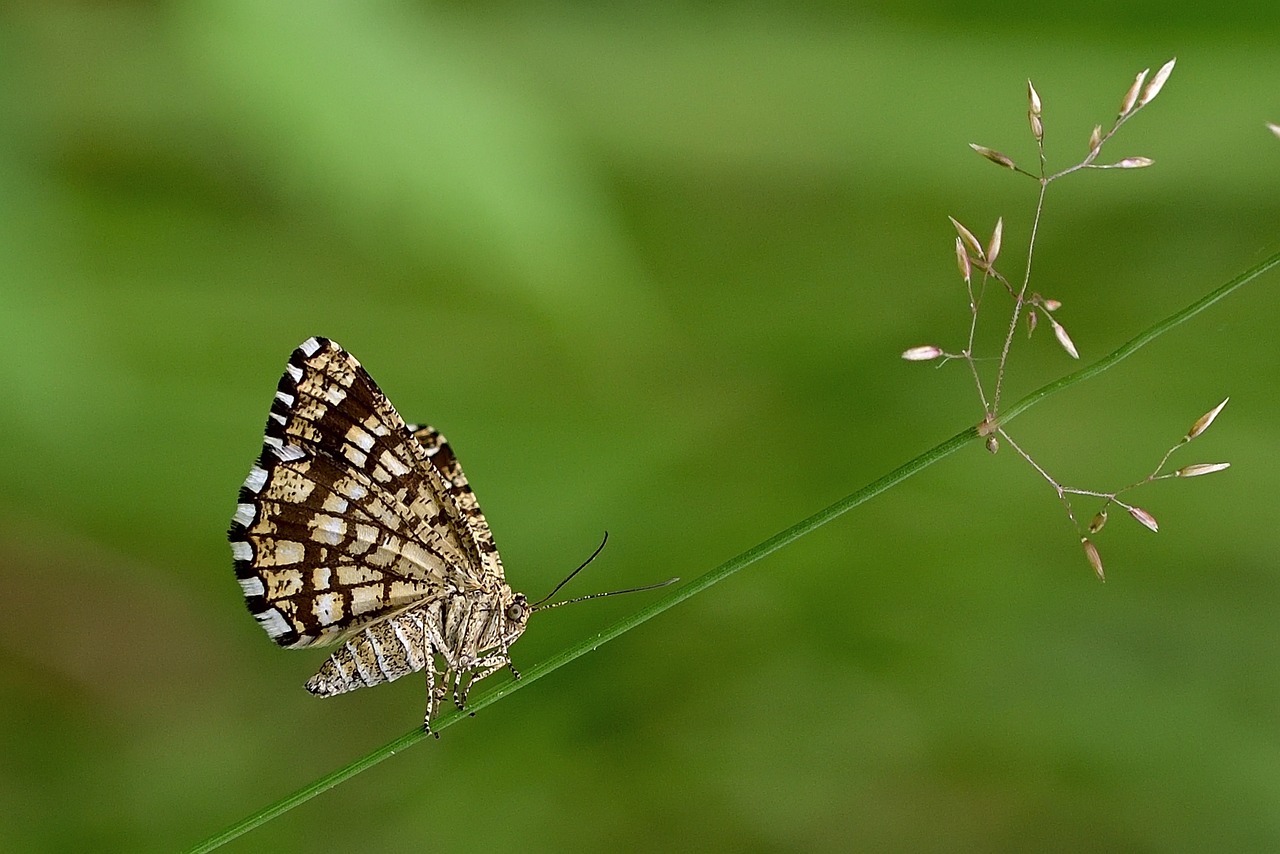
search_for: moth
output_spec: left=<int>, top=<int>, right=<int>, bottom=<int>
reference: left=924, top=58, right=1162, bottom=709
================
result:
left=228, top=337, right=669, bottom=732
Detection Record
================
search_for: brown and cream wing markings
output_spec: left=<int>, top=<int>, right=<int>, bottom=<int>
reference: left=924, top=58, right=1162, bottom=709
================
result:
left=228, top=336, right=535, bottom=729
left=228, top=337, right=478, bottom=649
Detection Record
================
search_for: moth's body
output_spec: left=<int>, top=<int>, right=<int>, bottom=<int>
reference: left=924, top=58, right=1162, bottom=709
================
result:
left=228, top=336, right=529, bottom=730
left=306, top=586, right=530, bottom=722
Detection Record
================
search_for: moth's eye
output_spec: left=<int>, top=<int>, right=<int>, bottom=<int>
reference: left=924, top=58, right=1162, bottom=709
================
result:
left=505, top=600, right=527, bottom=622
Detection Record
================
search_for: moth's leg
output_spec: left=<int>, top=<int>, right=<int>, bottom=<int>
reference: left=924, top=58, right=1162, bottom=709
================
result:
left=417, top=616, right=446, bottom=737
left=499, top=640, right=520, bottom=681
left=422, top=661, right=439, bottom=737
left=449, top=649, right=479, bottom=709
left=440, top=665, right=463, bottom=710
left=453, top=680, right=467, bottom=710
left=455, top=670, right=476, bottom=710
left=413, top=611, right=462, bottom=719
left=454, top=653, right=513, bottom=709
left=452, top=664, right=478, bottom=710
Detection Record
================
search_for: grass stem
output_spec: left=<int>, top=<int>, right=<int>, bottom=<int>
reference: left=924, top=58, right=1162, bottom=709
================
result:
left=186, top=249, right=1279, bottom=854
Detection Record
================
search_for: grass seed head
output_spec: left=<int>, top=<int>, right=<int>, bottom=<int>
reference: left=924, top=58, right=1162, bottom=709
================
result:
left=1187, top=397, right=1229, bottom=440
left=1127, top=505, right=1159, bottom=533
left=1176, top=462, right=1231, bottom=478
left=1138, top=58, right=1175, bottom=107
left=954, top=236, right=971, bottom=283
left=969, top=143, right=1017, bottom=170
left=902, top=345, right=944, bottom=362
left=1119, top=68, right=1149, bottom=118
left=949, top=216, right=984, bottom=257
left=987, top=217, right=1004, bottom=265
left=1088, top=509, right=1108, bottom=533
left=1082, top=538, right=1105, bottom=581
left=1050, top=319, right=1079, bottom=359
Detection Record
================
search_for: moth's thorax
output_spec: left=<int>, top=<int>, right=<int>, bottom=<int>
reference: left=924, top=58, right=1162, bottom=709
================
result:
left=434, top=585, right=529, bottom=655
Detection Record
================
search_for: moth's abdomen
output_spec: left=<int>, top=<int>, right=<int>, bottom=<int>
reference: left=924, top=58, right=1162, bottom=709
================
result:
left=305, top=609, right=430, bottom=696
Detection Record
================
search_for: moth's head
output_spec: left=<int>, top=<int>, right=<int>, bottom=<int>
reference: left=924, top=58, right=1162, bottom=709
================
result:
left=502, top=592, right=532, bottom=633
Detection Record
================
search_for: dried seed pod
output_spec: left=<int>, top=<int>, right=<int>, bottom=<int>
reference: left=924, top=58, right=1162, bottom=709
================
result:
left=969, top=144, right=1017, bottom=170
left=948, top=216, right=984, bottom=258
left=1088, top=509, right=1108, bottom=533
left=1088, top=124, right=1103, bottom=153
left=1050, top=319, right=1079, bottom=359
left=1082, top=538, right=1105, bottom=582
left=985, top=436, right=999, bottom=454
left=1026, top=310, right=1038, bottom=338
left=902, top=345, right=944, bottom=362
left=1027, top=79, right=1042, bottom=116
left=954, top=237, right=971, bottom=283
left=1119, top=68, right=1149, bottom=117
left=1176, top=462, right=1231, bottom=478
left=987, top=218, right=1004, bottom=265
left=1186, top=397, right=1229, bottom=440
left=1126, top=505, right=1159, bottom=533
left=1138, top=58, right=1175, bottom=107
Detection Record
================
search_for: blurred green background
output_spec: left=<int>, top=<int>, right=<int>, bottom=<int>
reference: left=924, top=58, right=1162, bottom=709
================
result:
left=2, top=2, right=1278, bottom=851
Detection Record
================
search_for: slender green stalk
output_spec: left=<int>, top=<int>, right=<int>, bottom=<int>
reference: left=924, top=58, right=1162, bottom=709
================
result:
left=186, top=250, right=1279, bottom=854
left=1000, top=252, right=1280, bottom=424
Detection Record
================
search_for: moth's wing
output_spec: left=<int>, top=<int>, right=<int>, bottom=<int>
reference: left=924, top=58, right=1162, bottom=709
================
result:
left=228, top=337, right=476, bottom=648
left=409, top=424, right=507, bottom=591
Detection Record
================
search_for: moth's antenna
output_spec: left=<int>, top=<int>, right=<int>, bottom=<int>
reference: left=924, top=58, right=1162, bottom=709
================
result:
left=535, top=577, right=679, bottom=612
left=533, top=531, right=610, bottom=607
left=532, top=531, right=678, bottom=611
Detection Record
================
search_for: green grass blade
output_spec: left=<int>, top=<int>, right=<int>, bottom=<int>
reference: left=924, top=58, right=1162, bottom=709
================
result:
left=185, top=249, right=1279, bottom=853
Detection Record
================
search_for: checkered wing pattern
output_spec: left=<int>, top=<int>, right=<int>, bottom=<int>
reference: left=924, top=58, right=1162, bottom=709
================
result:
left=227, top=336, right=500, bottom=650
